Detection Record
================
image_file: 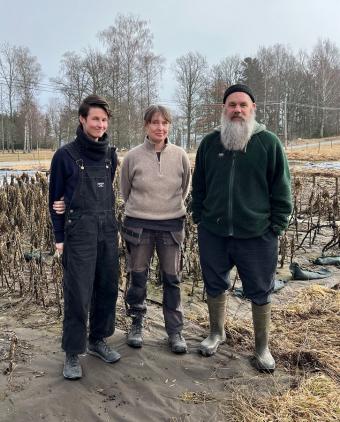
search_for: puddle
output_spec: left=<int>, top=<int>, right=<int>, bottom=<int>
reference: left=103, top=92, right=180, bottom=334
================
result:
left=303, top=161, right=340, bottom=170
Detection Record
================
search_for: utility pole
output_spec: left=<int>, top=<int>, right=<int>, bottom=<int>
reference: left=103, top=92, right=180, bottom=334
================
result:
left=284, top=92, right=288, bottom=148
left=263, top=77, right=267, bottom=125
left=0, top=84, right=4, bottom=152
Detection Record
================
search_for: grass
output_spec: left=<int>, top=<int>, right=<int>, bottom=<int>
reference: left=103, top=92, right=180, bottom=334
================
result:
left=221, top=285, right=340, bottom=381
left=286, top=144, right=340, bottom=161
left=223, top=374, right=340, bottom=422
left=1, top=140, right=340, bottom=168
left=220, top=285, right=340, bottom=421
left=0, top=149, right=55, bottom=163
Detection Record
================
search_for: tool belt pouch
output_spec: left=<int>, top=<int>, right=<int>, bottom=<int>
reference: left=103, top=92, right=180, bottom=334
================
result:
left=121, top=225, right=143, bottom=246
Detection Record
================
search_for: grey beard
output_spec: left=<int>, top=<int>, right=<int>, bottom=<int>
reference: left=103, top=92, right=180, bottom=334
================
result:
left=220, top=112, right=256, bottom=151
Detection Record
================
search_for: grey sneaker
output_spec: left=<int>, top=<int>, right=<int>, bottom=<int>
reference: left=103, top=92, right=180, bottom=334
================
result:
left=127, top=318, right=143, bottom=348
left=88, top=339, right=121, bottom=363
left=168, top=333, right=187, bottom=354
left=63, top=353, right=82, bottom=380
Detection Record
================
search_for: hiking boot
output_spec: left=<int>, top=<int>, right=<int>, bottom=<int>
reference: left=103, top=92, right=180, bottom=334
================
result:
left=127, top=317, right=143, bottom=348
left=168, top=332, right=187, bottom=354
left=87, top=339, right=121, bottom=363
left=63, top=353, right=82, bottom=380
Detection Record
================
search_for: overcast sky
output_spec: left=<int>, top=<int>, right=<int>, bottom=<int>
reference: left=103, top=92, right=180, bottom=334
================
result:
left=1, top=0, right=340, bottom=109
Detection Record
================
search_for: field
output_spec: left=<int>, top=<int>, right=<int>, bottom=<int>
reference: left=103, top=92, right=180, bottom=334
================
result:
left=0, top=145, right=339, bottom=421
left=286, top=143, right=340, bottom=162
left=0, top=140, right=340, bottom=170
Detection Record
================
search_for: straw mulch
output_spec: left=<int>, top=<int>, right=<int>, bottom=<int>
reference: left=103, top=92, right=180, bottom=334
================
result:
left=223, top=374, right=340, bottom=422
left=271, top=285, right=339, bottom=381
left=220, top=285, right=340, bottom=421
left=224, top=285, right=340, bottom=381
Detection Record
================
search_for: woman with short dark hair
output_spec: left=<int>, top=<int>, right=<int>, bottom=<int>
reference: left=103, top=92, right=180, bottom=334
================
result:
left=49, top=95, right=120, bottom=379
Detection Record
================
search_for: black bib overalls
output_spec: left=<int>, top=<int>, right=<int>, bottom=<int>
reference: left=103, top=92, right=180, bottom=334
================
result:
left=62, top=142, right=119, bottom=354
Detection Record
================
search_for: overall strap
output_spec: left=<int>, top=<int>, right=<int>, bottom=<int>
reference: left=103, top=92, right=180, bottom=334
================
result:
left=105, top=146, right=115, bottom=168
left=64, top=141, right=84, bottom=169
left=64, top=141, right=85, bottom=214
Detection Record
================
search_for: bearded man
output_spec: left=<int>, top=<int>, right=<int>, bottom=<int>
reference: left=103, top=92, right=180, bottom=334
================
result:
left=191, top=84, right=292, bottom=372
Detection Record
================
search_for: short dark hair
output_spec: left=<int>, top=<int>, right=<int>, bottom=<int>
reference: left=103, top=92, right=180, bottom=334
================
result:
left=78, top=95, right=112, bottom=119
left=143, top=105, right=172, bottom=125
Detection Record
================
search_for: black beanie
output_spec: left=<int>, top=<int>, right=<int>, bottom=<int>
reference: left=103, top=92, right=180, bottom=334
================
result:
left=222, top=84, right=255, bottom=104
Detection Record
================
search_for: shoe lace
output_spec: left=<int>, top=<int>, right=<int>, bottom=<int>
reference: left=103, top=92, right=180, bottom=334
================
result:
left=98, top=339, right=110, bottom=353
left=172, top=333, right=183, bottom=342
left=68, top=354, right=79, bottom=367
left=132, top=323, right=142, bottom=335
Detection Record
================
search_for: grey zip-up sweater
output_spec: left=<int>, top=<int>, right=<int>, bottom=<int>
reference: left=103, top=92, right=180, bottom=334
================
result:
left=120, top=137, right=191, bottom=220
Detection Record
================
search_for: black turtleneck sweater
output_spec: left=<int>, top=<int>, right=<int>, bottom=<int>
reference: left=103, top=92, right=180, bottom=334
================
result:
left=49, top=126, right=118, bottom=243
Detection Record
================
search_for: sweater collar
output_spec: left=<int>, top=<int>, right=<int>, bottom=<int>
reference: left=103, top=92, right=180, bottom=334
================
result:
left=143, top=136, right=169, bottom=152
left=75, top=125, right=109, bottom=161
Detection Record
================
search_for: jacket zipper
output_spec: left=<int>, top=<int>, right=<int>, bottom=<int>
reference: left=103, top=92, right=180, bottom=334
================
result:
left=227, top=152, right=236, bottom=235
left=157, top=151, right=161, bottom=174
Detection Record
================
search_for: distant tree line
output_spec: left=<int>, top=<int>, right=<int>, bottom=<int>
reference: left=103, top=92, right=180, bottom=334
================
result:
left=1, top=14, right=340, bottom=152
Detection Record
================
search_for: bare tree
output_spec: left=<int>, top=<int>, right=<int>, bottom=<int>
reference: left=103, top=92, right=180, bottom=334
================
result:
left=83, top=47, right=107, bottom=95
left=255, top=45, right=295, bottom=138
left=309, top=39, right=340, bottom=137
left=137, top=53, right=164, bottom=107
left=52, top=51, right=89, bottom=109
left=47, top=97, right=66, bottom=149
left=0, top=42, right=19, bottom=151
left=202, top=55, right=243, bottom=130
left=214, top=55, right=242, bottom=86
left=0, top=43, right=42, bottom=151
left=100, top=14, right=159, bottom=148
left=16, top=47, right=42, bottom=152
left=174, top=51, right=208, bottom=149
left=51, top=52, right=89, bottom=141
left=49, top=15, right=163, bottom=149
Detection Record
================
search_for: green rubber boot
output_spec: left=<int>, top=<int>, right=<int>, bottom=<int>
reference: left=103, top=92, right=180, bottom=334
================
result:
left=252, top=303, right=275, bottom=373
left=199, top=292, right=227, bottom=356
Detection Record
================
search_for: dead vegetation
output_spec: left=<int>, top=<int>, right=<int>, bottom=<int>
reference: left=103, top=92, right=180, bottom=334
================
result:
left=0, top=167, right=340, bottom=420
left=0, top=150, right=54, bottom=163
left=178, top=391, right=216, bottom=404
left=222, top=285, right=340, bottom=379
left=286, top=141, right=340, bottom=161
left=223, top=374, right=340, bottom=422
left=272, top=285, right=340, bottom=381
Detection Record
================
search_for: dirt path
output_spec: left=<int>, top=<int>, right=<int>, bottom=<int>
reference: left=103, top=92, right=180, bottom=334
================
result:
left=1, top=259, right=339, bottom=422
left=0, top=297, right=294, bottom=422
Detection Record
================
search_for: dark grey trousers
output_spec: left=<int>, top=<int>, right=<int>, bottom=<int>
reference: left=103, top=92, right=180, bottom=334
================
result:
left=198, top=224, right=278, bottom=305
left=125, top=229, right=184, bottom=335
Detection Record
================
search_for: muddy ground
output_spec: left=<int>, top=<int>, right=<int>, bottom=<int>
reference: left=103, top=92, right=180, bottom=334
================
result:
left=0, top=252, right=339, bottom=422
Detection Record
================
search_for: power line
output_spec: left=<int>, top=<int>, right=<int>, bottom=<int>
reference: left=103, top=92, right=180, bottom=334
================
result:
left=0, top=79, right=59, bottom=95
left=0, top=78, right=180, bottom=106
left=1, top=77, right=340, bottom=112
left=200, top=100, right=340, bottom=111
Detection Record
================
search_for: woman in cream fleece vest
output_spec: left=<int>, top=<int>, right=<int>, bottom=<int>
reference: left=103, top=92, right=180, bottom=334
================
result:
left=120, top=105, right=191, bottom=354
